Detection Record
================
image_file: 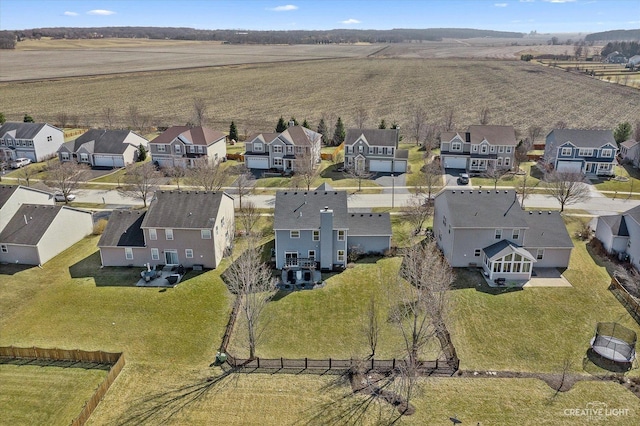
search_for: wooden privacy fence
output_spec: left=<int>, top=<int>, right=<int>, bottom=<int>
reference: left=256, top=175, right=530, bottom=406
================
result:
left=0, top=346, right=125, bottom=426
left=226, top=153, right=244, bottom=161
left=225, top=353, right=458, bottom=376
left=610, top=276, right=640, bottom=323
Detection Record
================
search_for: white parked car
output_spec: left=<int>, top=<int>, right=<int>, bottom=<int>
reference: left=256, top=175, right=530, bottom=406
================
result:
left=10, top=158, right=31, bottom=169
left=54, top=193, right=76, bottom=202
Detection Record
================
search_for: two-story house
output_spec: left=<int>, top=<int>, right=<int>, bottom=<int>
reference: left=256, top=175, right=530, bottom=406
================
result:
left=440, top=125, right=517, bottom=172
left=343, top=129, right=408, bottom=173
left=0, top=122, right=64, bottom=164
left=149, top=126, right=227, bottom=168
left=58, top=129, right=148, bottom=168
left=595, top=205, right=640, bottom=272
left=274, top=183, right=391, bottom=271
left=244, top=124, right=322, bottom=172
left=98, top=190, right=234, bottom=269
left=434, top=189, right=573, bottom=281
left=620, top=139, right=639, bottom=168
left=543, top=129, right=617, bottom=176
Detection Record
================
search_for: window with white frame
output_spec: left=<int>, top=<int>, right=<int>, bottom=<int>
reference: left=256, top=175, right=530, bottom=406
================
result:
left=578, top=148, right=594, bottom=156
left=472, top=145, right=477, bottom=152
left=601, top=149, right=613, bottom=157
left=27, top=141, right=33, bottom=147
left=149, top=229, right=157, bottom=240
left=369, top=147, right=374, bottom=154
left=185, top=249, right=193, bottom=258
left=337, top=250, right=345, bottom=262
left=287, top=146, right=293, bottom=153
left=254, top=142, right=263, bottom=152
left=337, top=230, right=345, bottom=241
left=498, top=146, right=504, bottom=153
left=561, top=147, right=572, bottom=156
left=504, top=157, right=510, bottom=166
left=308, top=250, right=316, bottom=260
left=495, top=229, right=502, bottom=239
left=61, top=152, right=70, bottom=161
left=273, top=145, right=282, bottom=153
left=157, top=145, right=166, bottom=153
left=536, top=249, right=544, bottom=259
left=125, top=247, right=133, bottom=260
left=201, top=229, right=212, bottom=239
left=474, top=249, right=481, bottom=257
left=481, top=144, right=488, bottom=154
left=512, top=229, right=520, bottom=239
left=198, top=145, right=205, bottom=153
left=273, top=158, right=283, bottom=166
left=312, top=230, right=319, bottom=241
left=451, top=142, right=462, bottom=151
left=358, top=145, right=363, bottom=153
left=290, top=230, right=300, bottom=238
left=165, top=229, right=174, bottom=240
left=506, top=147, right=512, bottom=153
left=1, top=244, right=7, bottom=253
left=175, top=144, right=182, bottom=154
left=151, top=248, right=159, bottom=260
left=497, top=157, right=503, bottom=166
left=490, top=146, right=496, bottom=152
left=79, top=153, right=89, bottom=162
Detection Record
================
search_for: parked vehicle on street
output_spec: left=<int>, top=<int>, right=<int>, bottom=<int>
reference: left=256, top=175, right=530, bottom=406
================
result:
left=457, top=173, right=470, bottom=185
left=54, top=193, right=76, bottom=202
left=10, top=158, right=31, bottom=169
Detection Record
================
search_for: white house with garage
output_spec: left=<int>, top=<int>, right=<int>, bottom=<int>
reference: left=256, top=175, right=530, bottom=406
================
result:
left=343, top=128, right=408, bottom=173
left=543, top=129, right=617, bottom=176
left=0, top=122, right=64, bottom=164
left=58, top=129, right=148, bottom=168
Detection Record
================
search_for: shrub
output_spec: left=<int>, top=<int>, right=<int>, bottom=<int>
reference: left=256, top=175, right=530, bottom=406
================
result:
left=93, top=219, right=108, bottom=235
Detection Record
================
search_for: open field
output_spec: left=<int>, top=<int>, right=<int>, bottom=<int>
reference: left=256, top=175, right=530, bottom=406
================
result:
left=0, top=363, right=108, bottom=426
left=2, top=57, right=638, bottom=139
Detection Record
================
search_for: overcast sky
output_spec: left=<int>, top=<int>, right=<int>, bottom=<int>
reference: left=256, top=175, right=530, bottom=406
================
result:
left=1, top=0, right=639, bottom=33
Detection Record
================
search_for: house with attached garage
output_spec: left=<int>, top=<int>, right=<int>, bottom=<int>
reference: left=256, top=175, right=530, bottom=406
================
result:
left=0, top=122, right=64, bottom=164
left=244, top=124, right=322, bottom=172
left=343, top=128, right=408, bottom=173
left=0, top=185, right=55, bottom=233
left=273, top=183, right=392, bottom=271
left=595, top=205, right=640, bottom=272
left=0, top=204, right=93, bottom=266
left=58, top=129, right=148, bottom=168
left=98, top=190, right=234, bottom=269
left=149, top=126, right=227, bottom=169
left=619, top=139, right=639, bottom=168
left=434, top=189, right=573, bottom=281
left=543, top=129, right=617, bottom=176
left=439, top=125, right=517, bottom=172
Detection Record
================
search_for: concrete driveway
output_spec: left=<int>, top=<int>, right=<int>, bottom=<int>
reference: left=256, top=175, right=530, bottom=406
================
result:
left=444, top=168, right=471, bottom=188
left=375, top=173, right=408, bottom=194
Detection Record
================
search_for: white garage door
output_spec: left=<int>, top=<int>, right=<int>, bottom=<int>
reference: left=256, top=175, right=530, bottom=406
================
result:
left=94, top=155, right=124, bottom=168
left=443, top=156, right=467, bottom=169
left=246, top=156, right=269, bottom=169
left=370, top=160, right=393, bottom=172
left=393, top=161, right=407, bottom=173
left=556, top=160, right=582, bottom=173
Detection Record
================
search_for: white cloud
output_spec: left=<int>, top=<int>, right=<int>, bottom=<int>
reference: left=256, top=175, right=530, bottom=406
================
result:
left=64, top=11, right=79, bottom=16
left=269, top=5, right=298, bottom=12
left=520, top=0, right=535, bottom=3
left=542, top=0, right=577, bottom=3
left=340, top=18, right=361, bottom=24
left=87, top=9, right=116, bottom=16
left=495, top=3, right=508, bottom=7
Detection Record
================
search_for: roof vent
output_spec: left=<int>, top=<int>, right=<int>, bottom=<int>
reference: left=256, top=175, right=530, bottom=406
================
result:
left=539, top=211, right=543, bottom=214
left=460, top=191, right=464, bottom=194
left=452, top=190, right=456, bottom=194
left=548, top=211, right=552, bottom=214
left=529, top=211, right=533, bottom=215
left=504, top=190, right=508, bottom=194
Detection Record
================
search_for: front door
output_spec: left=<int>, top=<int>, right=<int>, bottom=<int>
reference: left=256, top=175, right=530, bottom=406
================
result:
left=165, top=250, right=179, bottom=265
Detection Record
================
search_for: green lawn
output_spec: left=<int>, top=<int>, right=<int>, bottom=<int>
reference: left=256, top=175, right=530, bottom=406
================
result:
left=594, top=164, right=640, bottom=194
left=470, top=162, right=542, bottom=189
left=0, top=364, right=107, bottom=426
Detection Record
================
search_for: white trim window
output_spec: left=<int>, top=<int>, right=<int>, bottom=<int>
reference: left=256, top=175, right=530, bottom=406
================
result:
left=506, top=147, right=512, bottom=153
left=537, top=249, right=544, bottom=260
left=185, top=249, right=194, bottom=258
left=561, top=147, right=572, bottom=156
left=498, top=146, right=504, bottom=153
left=312, top=230, right=320, bottom=241
left=481, top=144, right=488, bottom=154
left=290, top=230, right=300, bottom=238
left=308, top=250, right=316, bottom=260
left=512, top=229, right=520, bottom=240
left=273, top=158, right=283, bottom=167
left=149, top=229, right=157, bottom=240
left=504, top=157, right=510, bottom=167
left=495, top=229, right=502, bottom=239
left=451, top=142, right=462, bottom=151
left=165, top=229, right=174, bottom=240
left=254, top=142, right=263, bottom=152
left=125, top=247, right=133, bottom=260
left=337, top=230, right=345, bottom=241
left=201, top=229, right=212, bottom=239
left=601, top=149, right=613, bottom=158
left=474, top=249, right=481, bottom=257
left=79, top=153, right=89, bottom=162
left=61, top=152, right=70, bottom=161
left=337, top=250, right=345, bottom=262
left=579, top=148, right=594, bottom=157
left=273, top=145, right=282, bottom=153
left=157, top=145, right=166, bottom=153
left=0, top=244, right=7, bottom=253
left=174, top=144, right=182, bottom=154
left=151, top=248, right=159, bottom=260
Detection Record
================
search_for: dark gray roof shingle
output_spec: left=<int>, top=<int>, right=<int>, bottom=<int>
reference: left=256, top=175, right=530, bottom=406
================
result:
left=274, top=187, right=349, bottom=230
left=0, top=204, right=61, bottom=245
left=150, top=126, right=225, bottom=146
left=345, top=129, right=399, bottom=147
left=0, top=122, right=49, bottom=140
left=599, top=214, right=629, bottom=236
left=69, top=129, right=146, bottom=154
left=437, top=189, right=529, bottom=229
left=468, top=125, right=517, bottom=146
left=98, top=210, right=146, bottom=247
left=347, top=213, right=392, bottom=236
left=549, top=129, right=616, bottom=149
left=523, top=210, right=574, bottom=249
left=141, top=191, right=228, bottom=229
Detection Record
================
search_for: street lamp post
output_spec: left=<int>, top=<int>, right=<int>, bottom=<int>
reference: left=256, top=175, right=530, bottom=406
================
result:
left=391, top=173, right=395, bottom=209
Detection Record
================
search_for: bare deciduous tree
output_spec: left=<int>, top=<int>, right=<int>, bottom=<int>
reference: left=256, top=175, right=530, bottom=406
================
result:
left=634, top=120, right=640, bottom=141
left=409, top=105, right=427, bottom=145
left=555, top=121, right=568, bottom=130
left=363, top=295, right=380, bottom=358
left=354, top=106, right=368, bottom=129
left=230, top=164, right=255, bottom=210
left=417, top=160, right=443, bottom=204
left=545, top=171, right=591, bottom=212
left=238, top=200, right=261, bottom=237
left=294, top=148, right=319, bottom=191
left=56, top=111, right=69, bottom=128
left=421, top=124, right=439, bottom=152
left=17, top=164, right=38, bottom=187
left=516, top=171, right=536, bottom=209
left=404, top=195, right=432, bottom=236
left=528, top=126, right=542, bottom=146
left=102, top=107, right=116, bottom=129
left=118, top=162, right=164, bottom=207
left=187, top=159, right=225, bottom=192
left=345, top=163, right=373, bottom=192
left=168, top=165, right=187, bottom=190
left=483, top=165, right=508, bottom=189
left=128, top=105, right=141, bottom=131
left=514, top=139, right=531, bottom=171
left=478, top=107, right=490, bottom=125
left=223, top=238, right=277, bottom=359
left=45, top=160, right=90, bottom=203
left=442, top=108, right=455, bottom=132
left=193, top=97, right=208, bottom=127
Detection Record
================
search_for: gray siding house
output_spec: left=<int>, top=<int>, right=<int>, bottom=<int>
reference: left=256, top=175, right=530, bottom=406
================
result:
left=58, top=129, right=148, bottom=168
left=0, top=185, right=55, bottom=232
left=440, top=125, right=517, bottom=172
left=149, top=126, right=227, bottom=169
left=595, top=205, right=640, bottom=272
left=244, top=125, right=322, bottom=172
left=0, top=122, right=64, bottom=164
left=274, top=183, right=391, bottom=270
left=620, top=139, right=639, bottom=168
left=344, top=129, right=408, bottom=173
left=98, top=191, right=235, bottom=269
left=543, top=129, right=617, bottom=176
left=434, top=189, right=573, bottom=281
left=0, top=204, right=93, bottom=265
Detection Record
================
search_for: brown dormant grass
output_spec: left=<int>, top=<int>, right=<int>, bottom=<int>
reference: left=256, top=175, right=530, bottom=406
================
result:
left=1, top=56, right=638, bottom=138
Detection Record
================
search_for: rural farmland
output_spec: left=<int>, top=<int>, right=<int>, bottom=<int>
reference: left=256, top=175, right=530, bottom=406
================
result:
left=0, top=41, right=638, bottom=138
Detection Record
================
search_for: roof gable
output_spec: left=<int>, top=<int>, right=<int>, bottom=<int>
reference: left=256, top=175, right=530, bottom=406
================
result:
left=549, top=129, right=616, bottom=149
left=0, top=122, right=54, bottom=140
left=0, top=204, right=62, bottom=245
left=151, top=126, right=225, bottom=146
left=345, top=129, right=399, bottom=147
left=274, top=184, right=349, bottom=230
left=98, top=210, right=146, bottom=247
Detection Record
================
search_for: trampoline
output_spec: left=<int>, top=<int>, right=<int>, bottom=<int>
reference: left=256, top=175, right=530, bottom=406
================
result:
left=590, top=322, right=637, bottom=363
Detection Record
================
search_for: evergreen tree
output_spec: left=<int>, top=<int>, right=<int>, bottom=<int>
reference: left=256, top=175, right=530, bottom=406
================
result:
left=333, top=117, right=346, bottom=146
left=317, top=118, right=328, bottom=145
left=0, top=112, right=5, bottom=124
left=302, top=118, right=310, bottom=129
left=229, top=121, right=239, bottom=142
left=276, top=116, right=287, bottom=133
left=378, top=119, right=387, bottom=129
left=614, top=122, right=632, bottom=145
left=137, top=144, right=147, bottom=162
left=23, top=114, right=34, bottom=123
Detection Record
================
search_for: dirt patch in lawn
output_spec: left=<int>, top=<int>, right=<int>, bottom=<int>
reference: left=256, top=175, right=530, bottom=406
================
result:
left=349, top=371, right=415, bottom=416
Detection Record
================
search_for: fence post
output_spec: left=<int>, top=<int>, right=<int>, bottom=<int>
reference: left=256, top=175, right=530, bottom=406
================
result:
left=329, top=358, right=332, bottom=369
left=257, top=357, right=260, bottom=368
left=371, top=358, right=374, bottom=370
left=305, top=358, right=308, bottom=369
left=392, top=358, right=396, bottom=369
left=281, top=357, right=283, bottom=369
